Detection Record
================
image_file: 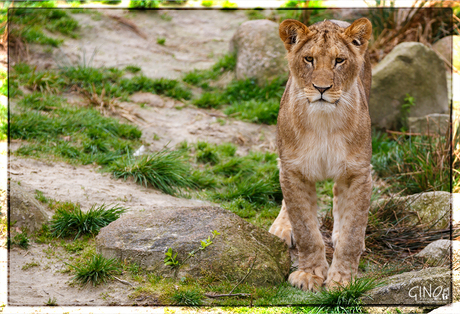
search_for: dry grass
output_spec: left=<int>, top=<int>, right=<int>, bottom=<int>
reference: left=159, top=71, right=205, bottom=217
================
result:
left=367, top=1, right=458, bottom=64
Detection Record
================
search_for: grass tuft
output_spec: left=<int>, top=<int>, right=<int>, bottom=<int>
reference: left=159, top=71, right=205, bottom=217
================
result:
left=67, top=253, right=121, bottom=286
left=170, top=288, right=203, bottom=307
left=109, top=149, right=195, bottom=195
left=305, top=276, right=383, bottom=313
left=50, top=203, right=126, bottom=239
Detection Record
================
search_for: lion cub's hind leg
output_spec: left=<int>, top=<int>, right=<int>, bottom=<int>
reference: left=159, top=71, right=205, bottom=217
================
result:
left=269, top=200, right=295, bottom=248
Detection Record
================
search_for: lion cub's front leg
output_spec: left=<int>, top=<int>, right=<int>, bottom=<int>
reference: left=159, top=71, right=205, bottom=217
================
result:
left=326, top=170, right=372, bottom=289
left=280, top=169, right=329, bottom=291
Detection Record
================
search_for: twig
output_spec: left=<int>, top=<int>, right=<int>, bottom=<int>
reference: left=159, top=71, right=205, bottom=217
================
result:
left=228, top=257, right=256, bottom=295
left=204, top=257, right=256, bottom=299
left=113, top=276, right=133, bottom=286
left=386, top=130, right=438, bottom=137
left=204, top=293, right=251, bottom=298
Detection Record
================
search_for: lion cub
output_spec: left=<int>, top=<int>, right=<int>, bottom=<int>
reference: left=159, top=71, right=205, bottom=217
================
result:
left=269, top=18, right=373, bottom=291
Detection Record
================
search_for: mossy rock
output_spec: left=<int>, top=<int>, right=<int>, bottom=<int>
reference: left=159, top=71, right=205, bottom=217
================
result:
left=96, top=206, right=290, bottom=286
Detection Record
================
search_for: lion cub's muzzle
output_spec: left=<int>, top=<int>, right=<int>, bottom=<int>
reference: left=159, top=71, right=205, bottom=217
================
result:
left=304, top=86, right=340, bottom=106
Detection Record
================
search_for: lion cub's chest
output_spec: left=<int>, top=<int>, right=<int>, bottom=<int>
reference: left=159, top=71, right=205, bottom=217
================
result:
left=289, top=131, right=348, bottom=182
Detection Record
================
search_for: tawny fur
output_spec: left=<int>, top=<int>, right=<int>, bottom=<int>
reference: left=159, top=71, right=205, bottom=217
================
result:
left=269, top=18, right=373, bottom=291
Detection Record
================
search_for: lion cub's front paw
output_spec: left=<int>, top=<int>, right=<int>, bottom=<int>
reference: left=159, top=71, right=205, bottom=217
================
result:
left=325, top=269, right=350, bottom=289
left=288, top=270, right=324, bottom=292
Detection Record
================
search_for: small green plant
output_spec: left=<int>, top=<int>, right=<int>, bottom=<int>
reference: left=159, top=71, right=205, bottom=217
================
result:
left=50, top=203, right=126, bottom=239
left=164, top=230, right=220, bottom=273
left=67, top=253, right=121, bottom=286
left=44, top=297, right=58, bottom=306
left=164, top=248, right=179, bottom=268
left=400, top=93, right=415, bottom=131
left=157, top=37, right=166, bottom=45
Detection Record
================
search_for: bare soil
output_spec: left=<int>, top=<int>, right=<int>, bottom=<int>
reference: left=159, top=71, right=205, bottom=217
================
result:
left=7, top=8, right=277, bottom=307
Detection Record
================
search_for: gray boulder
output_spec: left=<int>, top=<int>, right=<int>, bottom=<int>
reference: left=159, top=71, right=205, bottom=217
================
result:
left=415, top=239, right=456, bottom=267
left=9, top=181, right=52, bottom=233
left=229, top=20, right=288, bottom=85
left=369, top=42, right=448, bottom=130
left=408, top=113, right=450, bottom=135
left=96, top=206, right=290, bottom=285
left=371, top=191, right=451, bottom=230
left=432, top=35, right=460, bottom=71
left=363, top=267, right=451, bottom=305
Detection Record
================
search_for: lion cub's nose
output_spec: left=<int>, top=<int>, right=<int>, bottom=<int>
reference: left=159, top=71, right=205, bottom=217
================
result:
left=313, top=84, right=332, bottom=94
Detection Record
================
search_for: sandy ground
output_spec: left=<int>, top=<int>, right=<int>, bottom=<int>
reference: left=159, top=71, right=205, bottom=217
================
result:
left=22, top=9, right=249, bottom=80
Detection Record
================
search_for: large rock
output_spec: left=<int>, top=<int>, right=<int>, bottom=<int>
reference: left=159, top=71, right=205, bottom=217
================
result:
left=96, top=206, right=290, bottom=285
left=370, top=42, right=448, bottom=130
left=9, top=181, right=52, bottom=233
left=363, top=267, right=452, bottom=305
left=371, top=191, right=451, bottom=229
left=432, top=35, right=460, bottom=71
left=229, top=19, right=288, bottom=85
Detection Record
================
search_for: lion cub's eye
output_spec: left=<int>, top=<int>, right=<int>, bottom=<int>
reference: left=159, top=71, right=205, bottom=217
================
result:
left=335, top=58, right=345, bottom=64
left=304, top=56, right=313, bottom=63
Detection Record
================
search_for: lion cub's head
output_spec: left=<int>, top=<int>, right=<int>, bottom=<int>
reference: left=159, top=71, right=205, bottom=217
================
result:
left=279, top=18, right=372, bottom=112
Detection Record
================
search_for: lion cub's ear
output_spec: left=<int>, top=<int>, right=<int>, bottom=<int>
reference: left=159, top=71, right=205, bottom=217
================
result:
left=279, top=19, right=310, bottom=52
left=344, top=17, right=372, bottom=52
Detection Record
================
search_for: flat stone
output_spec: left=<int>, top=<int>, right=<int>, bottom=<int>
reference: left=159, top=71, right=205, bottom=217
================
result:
left=363, top=267, right=452, bottom=305
left=96, top=206, right=290, bottom=285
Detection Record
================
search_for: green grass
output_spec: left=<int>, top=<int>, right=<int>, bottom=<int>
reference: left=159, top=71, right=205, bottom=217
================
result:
left=183, top=53, right=236, bottom=89
left=371, top=130, right=450, bottom=194
left=9, top=8, right=79, bottom=47
left=50, top=203, right=126, bottom=239
left=109, top=149, right=196, bottom=195
left=191, top=76, right=286, bottom=125
left=67, top=253, right=121, bottom=286
left=129, top=0, right=160, bottom=9
left=170, top=288, right=203, bottom=306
